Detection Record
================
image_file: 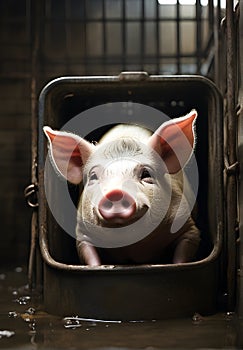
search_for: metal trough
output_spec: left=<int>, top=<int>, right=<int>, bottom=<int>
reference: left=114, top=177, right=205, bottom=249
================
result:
left=37, top=72, right=224, bottom=320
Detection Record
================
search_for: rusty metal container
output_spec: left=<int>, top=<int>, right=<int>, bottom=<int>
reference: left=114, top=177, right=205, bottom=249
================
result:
left=37, top=72, right=224, bottom=320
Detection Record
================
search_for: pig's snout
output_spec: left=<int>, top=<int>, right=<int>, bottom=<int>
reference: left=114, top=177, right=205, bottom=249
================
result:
left=98, top=189, right=136, bottom=223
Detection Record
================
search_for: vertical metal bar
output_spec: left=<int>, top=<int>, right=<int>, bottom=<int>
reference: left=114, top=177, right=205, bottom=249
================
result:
left=28, top=0, right=41, bottom=289
left=225, top=0, right=238, bottom=311
left=83, top=0, right=87, bottom=74
left=26, top=0, right=31, bottom=43
left=214, top=0, right=221, bottom=86
left=208, top=0, right=214, bottom=28
left=235, top=2, right=240, bottom=97
left=176, top=0, right=181, bottom=74
left=195, top=0, right=202, bottom=73
left=102, top=0, right=107, bottom=71
left=122, top=0, right=126, bottom=70
left=140, top=0, right=145, bottom=71
left=65, top=0, right=71, bottom=73
left=155, top=0, right=160, bottom=74
left=238, top=0, right=243, bottom=318
left=208, top=0, right=214, bottom=76
left=212, top=0, right=227, bottom=302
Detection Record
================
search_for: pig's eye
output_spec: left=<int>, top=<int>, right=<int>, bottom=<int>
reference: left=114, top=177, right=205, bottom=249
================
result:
left=140, top=168, right=153, bottom=184
left=89, top=172, right=98, bottom=183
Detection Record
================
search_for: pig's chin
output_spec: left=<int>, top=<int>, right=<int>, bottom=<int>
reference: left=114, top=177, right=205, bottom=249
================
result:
left=97, top=205, right=148, bottom=228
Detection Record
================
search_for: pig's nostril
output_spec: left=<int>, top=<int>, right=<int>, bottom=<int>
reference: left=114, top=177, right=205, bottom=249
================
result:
left=122, top=200, right=130, bottom=208
left=103, top=200, right=113, bottom=210
left=98, top=189, right=136, bottom=222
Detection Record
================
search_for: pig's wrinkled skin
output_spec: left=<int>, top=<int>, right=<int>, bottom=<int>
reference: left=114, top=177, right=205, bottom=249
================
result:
left=44, top=110, right=200, bottom=266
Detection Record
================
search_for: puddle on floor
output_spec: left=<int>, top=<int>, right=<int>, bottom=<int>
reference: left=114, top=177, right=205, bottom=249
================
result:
left=0, top=265, right=242, bottom=349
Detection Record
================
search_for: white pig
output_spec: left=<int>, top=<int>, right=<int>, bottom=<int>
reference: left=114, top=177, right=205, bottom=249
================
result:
left=44, top=110, right=200, bottom=266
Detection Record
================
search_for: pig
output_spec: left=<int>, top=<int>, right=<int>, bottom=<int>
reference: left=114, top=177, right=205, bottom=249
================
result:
left=44, top=110, right=200, bottom=266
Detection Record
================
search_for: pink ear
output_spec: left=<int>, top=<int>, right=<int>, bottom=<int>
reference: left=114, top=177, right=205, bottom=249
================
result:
left=148, top=110, right=197, bottom=174
left=43, top=127, right=94, bottom=184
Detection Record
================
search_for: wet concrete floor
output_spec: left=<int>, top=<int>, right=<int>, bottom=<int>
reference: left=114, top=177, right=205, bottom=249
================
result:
left=0, top=265, right=242, bottom=349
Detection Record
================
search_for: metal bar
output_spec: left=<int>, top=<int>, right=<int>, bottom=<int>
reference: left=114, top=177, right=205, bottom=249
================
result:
left=122, top=0, right=126, bottom=70
left=176, top=0, right=181, bottom=74
left=213, top=0, right=221, bottom=86
left=155, top=0, right=160, bottom=74
left=34, top=53, right=206, bottom=68
left=83, top=0, right=87, bottom=74
left=42, top=17, right=197, bottom=24
left=65, top=0, right=71, bottom=73
left=235, top=2, right=240, bottom=97
left=238, top=0, right=243, bottom=318
left=207, top=0, right=214, bottom=77
left=195, top=0, right=202, bottom=73
left=102, top=0, right=107, bottom=62
left=28, top=0, right=41, bottom=289
left=225, top=0, right=238, bottom=311
left=208, top=0, right=214, bottom=29
left=140, top=0, right=145, bottom=71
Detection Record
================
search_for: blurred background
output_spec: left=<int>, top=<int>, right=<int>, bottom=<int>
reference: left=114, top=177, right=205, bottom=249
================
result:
left=0, top=0, right=238, bottom=265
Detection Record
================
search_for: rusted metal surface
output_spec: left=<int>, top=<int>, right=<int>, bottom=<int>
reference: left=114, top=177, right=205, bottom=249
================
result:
left=27, top=0, right=41, bottom=289
left=237, top=0, right=243, bottom=318
left=225, top=0, right=240, bottom=311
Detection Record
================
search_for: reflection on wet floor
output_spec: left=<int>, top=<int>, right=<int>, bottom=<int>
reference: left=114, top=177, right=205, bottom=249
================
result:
left=0, top=265, right=242, bottom=349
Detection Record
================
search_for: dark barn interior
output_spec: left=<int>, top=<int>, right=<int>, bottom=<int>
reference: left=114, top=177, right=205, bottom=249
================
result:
left=0, top=0, right=230, bottom=263
left=0, top=0, right=243, bottom=349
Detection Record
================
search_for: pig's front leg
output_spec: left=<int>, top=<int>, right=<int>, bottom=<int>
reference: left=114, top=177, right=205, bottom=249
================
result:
left=172, top=224, right=200, bottom=264
left=76, top=240, right=101, bottom=266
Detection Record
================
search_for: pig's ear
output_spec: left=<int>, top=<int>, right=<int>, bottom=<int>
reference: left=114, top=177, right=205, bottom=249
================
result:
left=43, top=127, right=95, bottom=184
left=148, top=110, right=197, bottom=174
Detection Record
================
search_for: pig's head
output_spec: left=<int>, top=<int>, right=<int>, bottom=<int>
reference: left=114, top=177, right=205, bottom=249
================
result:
left=44, top=110, right=197, bottom=247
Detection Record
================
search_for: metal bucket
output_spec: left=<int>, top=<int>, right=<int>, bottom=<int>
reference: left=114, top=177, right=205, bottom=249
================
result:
left=37, top=72, right=224, bottom=320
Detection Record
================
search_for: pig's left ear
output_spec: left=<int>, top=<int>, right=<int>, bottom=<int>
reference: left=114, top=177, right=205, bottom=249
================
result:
left=148, top=110, right=197, bottom=174
left=43, top=127, right=95, bottom=184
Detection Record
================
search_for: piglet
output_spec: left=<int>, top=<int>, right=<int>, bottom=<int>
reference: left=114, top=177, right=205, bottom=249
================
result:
left=44, top=110, right=200, bottom=266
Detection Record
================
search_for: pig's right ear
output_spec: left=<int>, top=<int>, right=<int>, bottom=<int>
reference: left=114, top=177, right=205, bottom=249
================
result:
left=148, top=110, right=197, bottom=174
left=43, top=127, right=95, bottom=184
